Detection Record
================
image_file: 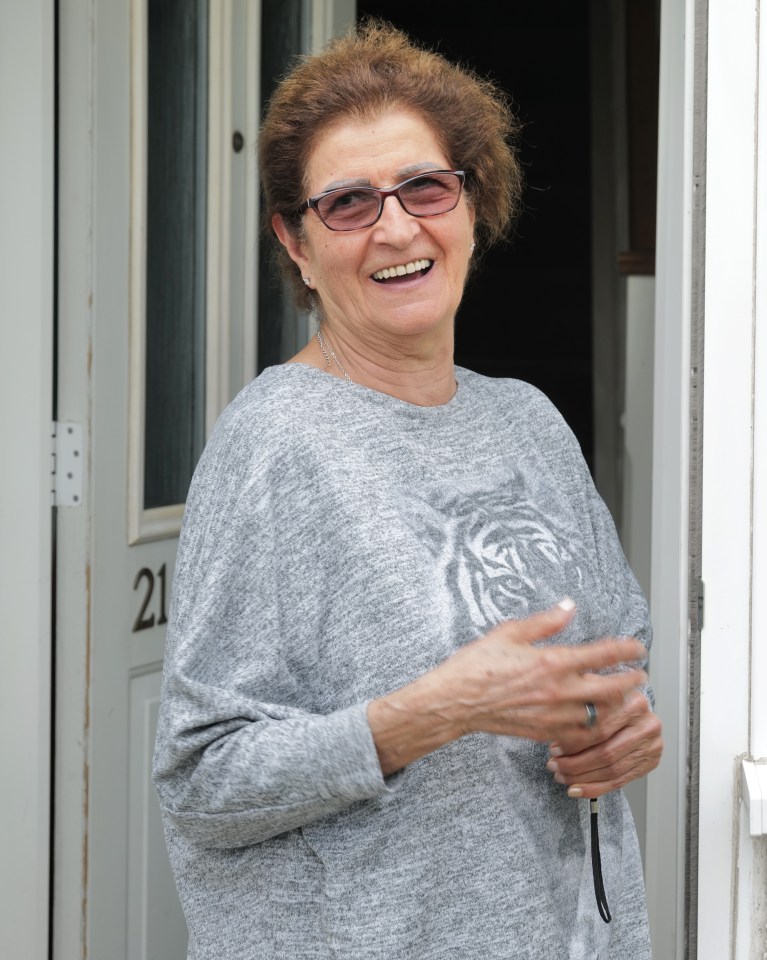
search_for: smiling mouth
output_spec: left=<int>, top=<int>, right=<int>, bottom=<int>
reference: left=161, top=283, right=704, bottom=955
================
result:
left=371, top=258, right=433, bottom=282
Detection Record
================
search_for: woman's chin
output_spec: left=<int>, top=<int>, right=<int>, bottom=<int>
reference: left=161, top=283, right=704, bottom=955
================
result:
left=366, top=305, right=458, bottom=346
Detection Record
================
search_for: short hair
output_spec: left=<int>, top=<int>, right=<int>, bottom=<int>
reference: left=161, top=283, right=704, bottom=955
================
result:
left=258, top=18, right=523, bottom=312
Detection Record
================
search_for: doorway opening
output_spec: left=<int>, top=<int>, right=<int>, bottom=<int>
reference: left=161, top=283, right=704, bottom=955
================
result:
left=356, top=0, right=661, bottom=874
left=355, top=2, right=659, bottom=541
left=356, top=2, right=595, bottom=472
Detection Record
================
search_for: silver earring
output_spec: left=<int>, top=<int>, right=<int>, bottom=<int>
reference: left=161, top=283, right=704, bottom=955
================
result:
left=303, top=277, right=311, bottom=287
left=470, top=242, right=475, bottom=254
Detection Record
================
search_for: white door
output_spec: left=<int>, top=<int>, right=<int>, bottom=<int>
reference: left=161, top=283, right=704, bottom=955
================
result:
left=54, top=1, right=262, bottom=956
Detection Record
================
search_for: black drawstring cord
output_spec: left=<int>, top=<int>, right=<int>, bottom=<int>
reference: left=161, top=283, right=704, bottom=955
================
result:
left=590, top=798, right=611, bottom=923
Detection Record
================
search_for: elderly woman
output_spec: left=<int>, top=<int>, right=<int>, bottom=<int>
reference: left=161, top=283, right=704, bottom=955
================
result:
left=153, top=19, right=662, bottom=960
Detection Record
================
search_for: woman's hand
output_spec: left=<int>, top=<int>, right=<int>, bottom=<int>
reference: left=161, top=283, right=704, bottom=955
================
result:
left=545, top=689, right=663, bottom=798
left=368, top=600, right=648, bottom=775
left=436, top=601, right=648, bottom=743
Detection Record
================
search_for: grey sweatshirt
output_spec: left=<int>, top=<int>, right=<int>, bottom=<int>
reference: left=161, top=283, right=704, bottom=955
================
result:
left=152, top=364, right=653, bottom=960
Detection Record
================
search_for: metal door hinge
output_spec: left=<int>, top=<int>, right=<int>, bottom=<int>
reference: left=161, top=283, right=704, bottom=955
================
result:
left=51, top=421, right=84, bottom=507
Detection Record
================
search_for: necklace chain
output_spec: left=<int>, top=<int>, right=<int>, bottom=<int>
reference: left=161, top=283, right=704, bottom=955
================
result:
left=316, top=329, right=353, bottom=383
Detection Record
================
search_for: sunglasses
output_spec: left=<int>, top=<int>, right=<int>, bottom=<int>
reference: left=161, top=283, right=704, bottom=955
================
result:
left=300, top=170, right=466, bottom=232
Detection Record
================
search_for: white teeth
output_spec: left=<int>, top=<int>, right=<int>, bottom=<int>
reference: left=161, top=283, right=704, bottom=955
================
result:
left=372, top=259, right=431, bottom=281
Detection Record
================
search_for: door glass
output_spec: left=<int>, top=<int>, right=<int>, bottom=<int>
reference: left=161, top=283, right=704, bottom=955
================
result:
left=144, top=0, right=208, bottom=509
left=257, top=0, right=308, bottom=371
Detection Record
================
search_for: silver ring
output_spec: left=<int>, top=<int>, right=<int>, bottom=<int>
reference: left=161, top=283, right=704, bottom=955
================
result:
left=584, top=702, right=598, bottom=729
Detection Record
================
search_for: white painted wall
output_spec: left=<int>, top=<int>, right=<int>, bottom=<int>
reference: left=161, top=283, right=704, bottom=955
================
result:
left=0, top=2, right=54, bottom=958
left=741, top=14, right=767, bottom=947
left=698, top=1, right=766, bottom=957
left=749, top=0, right=767, bottom=803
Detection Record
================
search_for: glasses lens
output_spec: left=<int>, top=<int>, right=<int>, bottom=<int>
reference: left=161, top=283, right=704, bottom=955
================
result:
left=399, top=172, right=463, bottom=216
left=316, top=189, right=382, bottom=230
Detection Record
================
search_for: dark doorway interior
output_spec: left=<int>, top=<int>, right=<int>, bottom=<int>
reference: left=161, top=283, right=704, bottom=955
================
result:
left=356, top=4, right=594, bottom=471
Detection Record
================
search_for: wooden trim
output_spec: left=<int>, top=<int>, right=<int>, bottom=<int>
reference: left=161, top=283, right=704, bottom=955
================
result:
left=618, top=249, right=656, bottom=275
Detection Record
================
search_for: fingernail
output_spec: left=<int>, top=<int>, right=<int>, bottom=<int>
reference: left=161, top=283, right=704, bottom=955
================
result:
left=557, top=597, right=576, bottom=611
left=546, top=759, right=559, bottom=773
left=549, top=745, right=563, bottom=758
left=567, top=786, right=583, bottom=798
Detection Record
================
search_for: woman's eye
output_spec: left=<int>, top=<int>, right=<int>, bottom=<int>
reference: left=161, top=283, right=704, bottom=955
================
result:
left=329, top=190, right=368, bottom=211
left=405, top=176, right=449, bottom=198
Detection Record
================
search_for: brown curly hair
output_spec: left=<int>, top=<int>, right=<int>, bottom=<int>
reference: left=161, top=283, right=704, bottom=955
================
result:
left=258, top=18, right=523, bottom=313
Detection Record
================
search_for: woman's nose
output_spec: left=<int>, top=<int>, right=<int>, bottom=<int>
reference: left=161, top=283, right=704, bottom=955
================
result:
left=370, top=193, right=421, bottom=244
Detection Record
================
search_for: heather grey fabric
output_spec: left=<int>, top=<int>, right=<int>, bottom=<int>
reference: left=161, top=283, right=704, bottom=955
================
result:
left=153, top=364, right=653, bottom=960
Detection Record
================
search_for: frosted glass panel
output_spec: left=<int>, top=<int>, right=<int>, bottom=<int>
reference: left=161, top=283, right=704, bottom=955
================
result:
left=144, top=0, right=207, bottom=509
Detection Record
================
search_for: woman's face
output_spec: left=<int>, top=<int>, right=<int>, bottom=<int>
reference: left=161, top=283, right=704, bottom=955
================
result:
left=274, top=109, right=475, bottom=353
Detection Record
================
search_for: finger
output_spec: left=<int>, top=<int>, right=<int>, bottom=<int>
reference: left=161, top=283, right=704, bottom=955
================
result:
left=564, top=777, right=629, bottom=799
left=503, top=597, right=578, bottom=645
left=549, top=729, right=663, bottom=791
left=568, top=636, right=648, bottom=673
left=519, top=666, right=646, bottom=724
left=580, top=668, right=649, bottom=705
left=563, top=751, right=662, bottom=798
left=560, top=733, right=663, bottom=795
left=551, top=740, right=658, bottom=785
left=519, top=669, right=647, bottom=742
left=551, top=693, right=657, bottom=759
left=549, top=670, right=647, bottom=730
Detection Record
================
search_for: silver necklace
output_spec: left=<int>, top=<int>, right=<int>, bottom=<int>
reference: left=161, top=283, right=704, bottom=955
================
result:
left=316, top=329, right=353, bottom=383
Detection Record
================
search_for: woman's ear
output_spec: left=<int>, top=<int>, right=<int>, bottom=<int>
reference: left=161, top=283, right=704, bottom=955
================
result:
left=272, top=214, right=310, bottom=275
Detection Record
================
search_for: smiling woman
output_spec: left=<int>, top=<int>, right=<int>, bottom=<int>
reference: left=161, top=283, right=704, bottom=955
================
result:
left=152, top=18, right=662, bottom=960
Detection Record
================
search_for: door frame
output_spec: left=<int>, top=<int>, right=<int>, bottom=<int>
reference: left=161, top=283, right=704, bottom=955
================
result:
left=0, top=1, right=54, bottom=956
left=645, top=0, right=695, bottom=955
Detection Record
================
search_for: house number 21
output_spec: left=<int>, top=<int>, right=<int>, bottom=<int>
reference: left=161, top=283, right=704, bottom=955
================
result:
left=132, top=563, right=169, bottom=632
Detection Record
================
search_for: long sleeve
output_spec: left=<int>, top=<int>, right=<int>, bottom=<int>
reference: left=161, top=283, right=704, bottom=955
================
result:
left=152, top=402, right=395, bottom=850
